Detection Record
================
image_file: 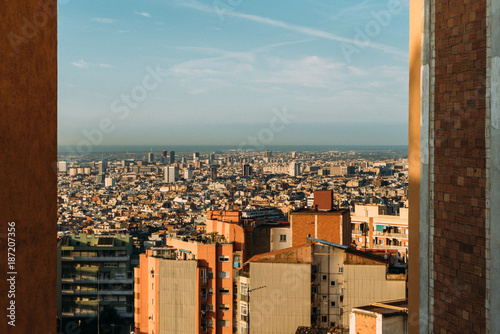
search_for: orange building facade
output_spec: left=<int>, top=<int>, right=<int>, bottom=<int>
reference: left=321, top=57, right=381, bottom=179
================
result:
left=134, top=237, right=235, bottom=334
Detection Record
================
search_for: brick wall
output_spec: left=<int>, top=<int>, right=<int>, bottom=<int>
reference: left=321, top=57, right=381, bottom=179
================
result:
left=432, top=0, right=487, bottom=333
left=291, top=211, right=350, bottom=247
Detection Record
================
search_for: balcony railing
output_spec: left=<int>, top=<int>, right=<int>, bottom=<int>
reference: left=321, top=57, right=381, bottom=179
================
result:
left=61, top=311, right=97, bottom=317
left=373, top=232, right=408, bottom=239
left=61, top=256, right=130, bottom=262
left=61, top=278, right=133, bottom=284
left=372, top=244, right=407, bottom=250
left=61, top=289, right=133, bottom=296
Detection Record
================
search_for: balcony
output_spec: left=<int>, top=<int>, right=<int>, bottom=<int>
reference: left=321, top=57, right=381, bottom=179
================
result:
left=61, top=311, right=97, bottom=318
left=61, top=256, right=130, bottom=262
left=61, top=289, right=133, bottom=296
left=373, top=244, right=407, bottom=250
left=61, top=278, right=133, bottom=284
left=373, top=232, right=408, bottom=239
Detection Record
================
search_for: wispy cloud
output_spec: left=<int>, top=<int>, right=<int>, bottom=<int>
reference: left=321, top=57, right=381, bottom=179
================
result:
left=71, top=60, right=114, bottom=69
left=71, top=60, right=89, bottom=68
left=135, top=12, right=151, bottom=18
left=324, top=0, right=374, bottom=21
left=179, top=1, right=406, bottom=57
left=91, top=17, right=117, bottom=24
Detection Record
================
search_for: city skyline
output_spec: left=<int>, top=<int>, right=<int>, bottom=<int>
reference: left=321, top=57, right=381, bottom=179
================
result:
left=58, top=0, right=410, bottom=147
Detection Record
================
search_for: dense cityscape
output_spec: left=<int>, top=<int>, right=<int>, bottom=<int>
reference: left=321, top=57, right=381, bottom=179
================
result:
left=57, top=147, right=409, bottom=334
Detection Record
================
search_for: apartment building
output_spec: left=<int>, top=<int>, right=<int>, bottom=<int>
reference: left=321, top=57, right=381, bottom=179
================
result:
left=57, top=232, right=134, bottom=330
left=205, top=210, right=289, bottom=263
left=134, top=234, right=236, bottom=334
left=351, top=205, right=409, bottom=261
left=238, top=238, right=406, bottom=333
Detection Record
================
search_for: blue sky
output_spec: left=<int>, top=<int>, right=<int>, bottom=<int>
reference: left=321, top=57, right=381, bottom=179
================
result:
left=58, top=0, right=409, bottom=147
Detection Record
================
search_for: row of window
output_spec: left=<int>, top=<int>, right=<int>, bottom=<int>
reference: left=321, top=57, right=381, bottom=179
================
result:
left=201, top=287, right=232, bottom=297
left=200, top=268, right=230, bottom=282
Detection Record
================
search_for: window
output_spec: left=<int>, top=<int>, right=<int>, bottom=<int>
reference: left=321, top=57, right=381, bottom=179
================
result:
left=208, top=320, right=213, bottom=328
left=209, top=288, right=213, bottom=295
left=219, top=304, right=230, bottom=311
left=208, top=304, right=213, bottom=311
left=312, top=285, right=318, bottom=294
left=322, top=316, right=327, bottom=323
left=240, top=302, right=248, bottom=316
left=240, top=322, right=248, bottom=334
left=330, top=322, right=336, bottom=328
left=219, top=320, right=229, bottom=327
left=201, top=269, right=207, bottom=284
left=331, top=301, right=336, bottom=307
left=331, top=280, right=336, bottom=286
left=339, top=267, right=343, bottom=273
left=240, top=283, right=248, bottom=295
left=322, top=274, right=327, bottom=281
left=208, top=271, right=213, bottom=279
left=104, top=263, right=117, bottom=268
left=219, top=256, right=229, bottom=262
left=322, top=295, right=327, bottom=301
left=279, top=234, right=287, bottom=242
left=219, top=288, right=230, bottom=295
left=218, top=271, right=230, bottom=278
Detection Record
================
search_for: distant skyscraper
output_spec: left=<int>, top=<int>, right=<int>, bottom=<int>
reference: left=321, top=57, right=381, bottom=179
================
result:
left=166, top=166, right=178, bottom=183
left=162, top=150, right=167, bottom=158
left=147, top=152, right=155, bottom=163
left=209, top=152, right=215, bottom=164
left=193, top=152, right=200, bottom=162
left=243, top=164, right=252, bottom=177
left=58, top=161, right=67, bottom=173
left=184, top=168, right=192, bottom=180
left=181, top=156, right=186, bottom=164
left=291, top=151, right=297, bottom=158
left=210, top=165, right=217, bottom=180
left=168, top=151, right=175, bottom=164
left=289, top=161, right=300, bottom=177
left=265, top=150, right=272, bottom=158
left=105, top=177, right=115, bottom=187
left=98, top=160, right=107, bottom=175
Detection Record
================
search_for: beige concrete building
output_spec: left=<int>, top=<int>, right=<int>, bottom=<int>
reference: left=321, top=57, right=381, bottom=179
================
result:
left=240, top=239, right=406, bottom=333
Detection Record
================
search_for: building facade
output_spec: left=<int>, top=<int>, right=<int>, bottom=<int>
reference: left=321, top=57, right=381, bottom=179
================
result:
left=409, top=0, right=500, bottom=333
left=57, top=233, right=134, bottom=330
left=290, top=209, right=352, bottom=247
left=240, top=239, right=406, bottom=333
left=134, top=236, right=236, bottom=334
left=351, top=205, right=409, bottom=261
